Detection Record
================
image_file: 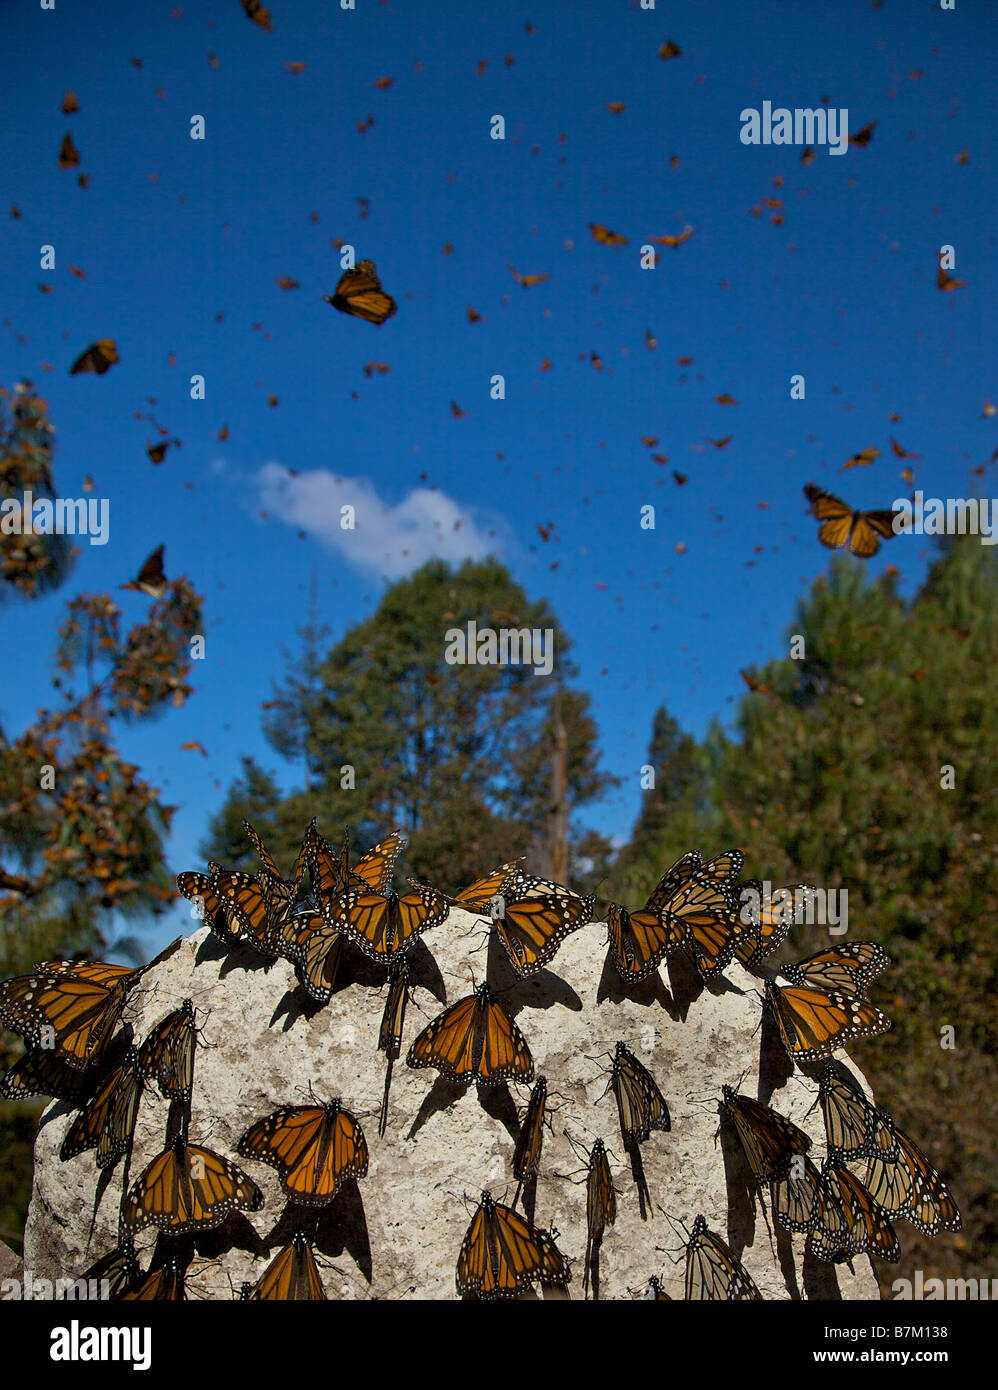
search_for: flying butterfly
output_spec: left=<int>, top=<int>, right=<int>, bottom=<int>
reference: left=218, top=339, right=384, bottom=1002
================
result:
left=120, top=545, right=168, bottom=597
left=59, top=1047, right=143, bottom=1169
left=138, top=998, right=197, bottom=1104
left=864, top=1126, right=961, bottom=1237
left=765, top=978, right=892, bottom=1061
left=589, top=222, right=628, bottom=246
left=406, top=982, right=533, bottom=1087
left=803, top=483, right=901, bottom=558
left=121, top=1138, right=263, bottom=1235
left=781, top=941, right=891, bottom=998
left=241, top=0, right=273, bottom=31
left=324, top=260, right=397, bottom=324
left=817, top=1061, right=897, bottom=1163
left=238, top=1098, right=368, bottom=1207
left=604, top=1041, right=670, bottom=1145
left=456, top=1189, right=567, bottom=1300
left=243, top=1231, right=326, bottom=1300
left=69, top=340, right=118, bottom=375
left=684, top=1215, right=762, bottom=1300
left=810, top=1159, right=900, bottom=1263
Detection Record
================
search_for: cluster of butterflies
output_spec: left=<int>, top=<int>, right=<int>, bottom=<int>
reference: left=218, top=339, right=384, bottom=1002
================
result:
left=0, top=827, right=960, bottom=1298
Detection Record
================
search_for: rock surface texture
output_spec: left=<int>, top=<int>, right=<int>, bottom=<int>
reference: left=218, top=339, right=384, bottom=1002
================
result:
left=25, top=911, right=881, bottom=1299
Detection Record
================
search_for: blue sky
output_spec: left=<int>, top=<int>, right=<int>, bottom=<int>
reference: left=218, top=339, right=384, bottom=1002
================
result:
left=2, top=0, right=996, bottom=956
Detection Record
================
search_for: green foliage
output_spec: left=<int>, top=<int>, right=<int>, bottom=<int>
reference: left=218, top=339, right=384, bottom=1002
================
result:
left=203, top=558, right=615, bottom=891
left=678, top=538, right=996, bottom=1286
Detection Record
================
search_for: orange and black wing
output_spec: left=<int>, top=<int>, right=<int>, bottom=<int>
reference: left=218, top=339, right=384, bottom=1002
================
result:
left=121, top=1141, right=262, bottom=1234
left=811, top=1160, right=900, bottom=1263
left=512, top=1076, right=548, bottom=1181
left=60, top=1048, right=143, bottom=1168
left=609, top=1041, right=670, bottom=1143
left=766, top=980, right=891, bottom=1061
left=238, top=1101, right=368, bottom=1206
left=325, top=260, right=397, bottom=324
left=0, top=970, right=127, bottom=1069
left=456, top=1190, right=550, bottom=1300
left=865, top=1126, right=961, bottom=1236
left=406, top=984, right=533, bottom=1086
left=586, top=1138, right=616, bottom=1241
left=138, top=998, right=197, bottom=1103
left=494, top=880, right=593, bottom=977
left=719, top=1085, right=811, bottom=1181
left=782, top=942, right=891, bottom=998
left=246, top=1232, right=326, bottom=1300
left=685, top=1215, right=761, bottom=1300
left=817, top=1061, right=897, bottom=1163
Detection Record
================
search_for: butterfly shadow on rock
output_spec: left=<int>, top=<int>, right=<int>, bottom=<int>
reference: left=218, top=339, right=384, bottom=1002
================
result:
left=405, top=1072, right=467, bottom=1141
left=596, top=947, right=678, bottom=1017
left=312, top=1180, right=373, bottom=1285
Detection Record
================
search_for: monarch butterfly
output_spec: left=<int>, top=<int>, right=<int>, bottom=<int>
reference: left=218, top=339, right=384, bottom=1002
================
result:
left=324, top=260, right=397, bottom=325
left=378, top=958, right=409, bottom=1137
left=684, top=1215, right=762, bottom=1300
left=640, top=1275, right=672, bottom=1300
left=244, top=1232, right=327, bottom=1300
left=810, top=1159, right=901, bottom=1264
left=454, top=866, right=593, bottom=978
left=448, top=860, right=525, bottom=910
left=0, top=1048, right=95, bottom=1103
left=60, top=1047, right=143, bottom=1169
left=238, top=1098, right=369, bottom=1206
left=817, top=1061, right=897, bottom=1163
left=512, top=1076, right=548, bottom=1186
left=208, top=863, right=296, bottom=960
left=318, top=878, right=450, bottom=965
left=729, top=879, right=816, bottom=971
left=589, top=222, right=628, bottom=246
left=59, top=132, right=80, bottom=168
left=138, top=998, right=196, bottom=1104
left=803, top=483, right=901, bottom=558
left=576, top=1136, right=615, bottom=1246
left=506, top=265, right=551, bottom=289
left=456, top=1190, right=567, bottom=1300
left=306, top=823, right=407, bottom=901
left=864, top=1126, right=961, bottom=1237
left=608, top=873, right=735, bottom=982
left=82, top=1241, right=140, bottom=1299
left=176, top=868, right=241, bottom=947
left=781, top=942, right=891, bottom=998
left=719, top=1085, right=811, bottom=1181
left=120, top=545, right=167, bottom=598
left=770, top=1151, right=823, bottom=1234
left=765, top=978, right=892, bottom=1061
left=69, top=339, right=118, bottom=375
left=0, top=967, right=131, bottom=1070
left=284, top=915, right=344, bottom=1006
left=121, top=1138, right=263, bottom=1235
left=605, top=1041, right=670, bottom=1144
left=120, top=1254, right=187, bottom=1301
left=406, top=982, right=534, bottom=1087
left=241, top=0, right=273, bottom=31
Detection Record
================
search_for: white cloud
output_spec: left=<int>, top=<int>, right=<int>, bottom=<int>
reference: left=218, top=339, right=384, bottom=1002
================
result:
left=255, top=463, right=508, bottom=578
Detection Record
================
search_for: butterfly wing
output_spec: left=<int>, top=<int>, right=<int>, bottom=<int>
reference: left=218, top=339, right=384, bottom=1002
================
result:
left=586, top=1141, right=616, bottom=1240
left=644, top=850, right=704, bottom=909
left=138, top=999, right=196, bottom=1103
left=60, top=1049, right=142, bottom=1168
left=328, top=261, right=397, bottom=324
left=865, top=1127, right=961, bottom=1236
left=818, top=1062, right=898, bottom=1162
left=783, top=942, right=891, bottom=998
left=247, top=1233, right=327, bottom=1300
left=350, top=829, right=407, bottom=893
left=607, top=904, right=685, bottom=981
left=122, top=1143, right=262, bottom=1234
left=494, top=886, right=592, bottom=976
left=685, top=1215, right=761, bottom=1300
left=766, top=980, right=891, bottom=1061
left=770, top=1154, right=823, bottom=1234
left=0, top=971, right=127, bottom=1068
left=0, top=1049, right=95, bottom=1103
left=611, top=1043, right=670, bottom=1143
left=512, top=1076, right=547, bottom=1181
left=720, top=1087, right=811, bottom=1181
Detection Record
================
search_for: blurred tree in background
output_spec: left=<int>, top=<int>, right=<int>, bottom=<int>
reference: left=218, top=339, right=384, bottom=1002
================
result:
left=1, top=382, right=204, bottom=1251
left=202, top=558, right=616, bottom=889
left=700, top=538, right=996, bottom=1288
